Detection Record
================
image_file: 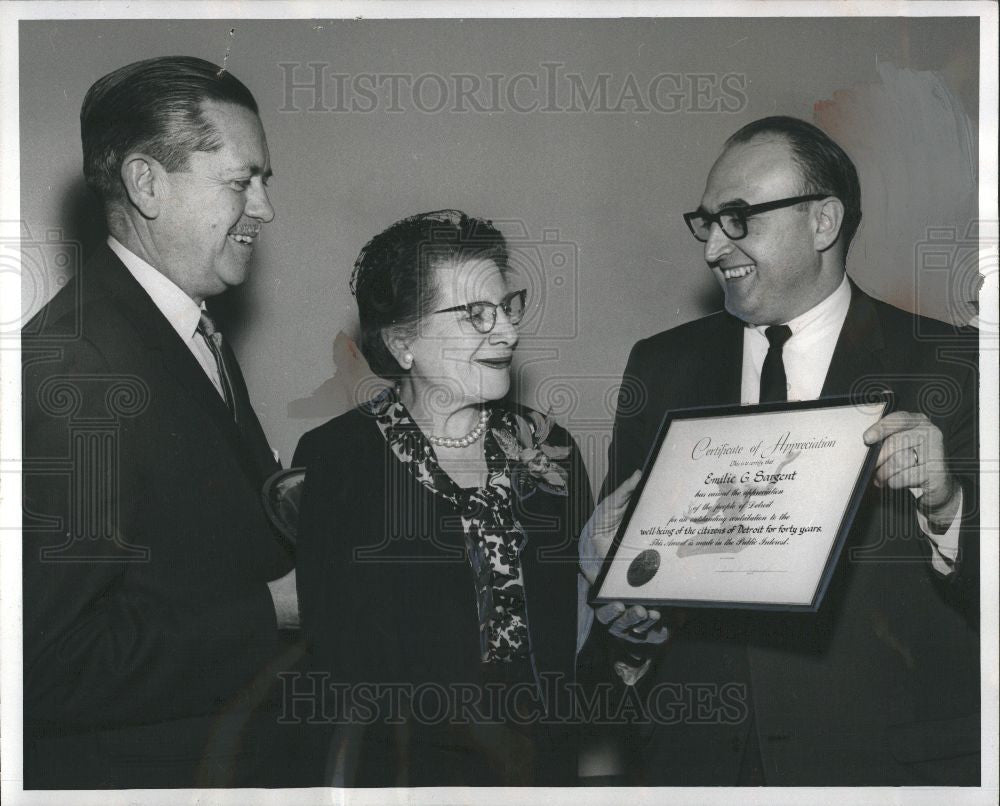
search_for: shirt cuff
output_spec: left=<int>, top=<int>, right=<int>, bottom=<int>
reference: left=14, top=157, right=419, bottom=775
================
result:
left=613, top=657, right=652, bottom=687
left=911, top=486, right=963, bottom=575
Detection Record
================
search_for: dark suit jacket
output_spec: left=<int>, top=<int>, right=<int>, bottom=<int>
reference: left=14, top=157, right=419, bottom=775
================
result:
left=601, top=283, right=979, bottom=785
left=292, top=404, right=593, bottom=786
left=22, top=245, right=297, bottom=788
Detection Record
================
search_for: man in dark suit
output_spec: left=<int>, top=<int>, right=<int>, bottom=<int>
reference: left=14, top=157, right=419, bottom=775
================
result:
left=591, top=116, right=978, bottom=785
left=22, top=56, right=303, bottom=788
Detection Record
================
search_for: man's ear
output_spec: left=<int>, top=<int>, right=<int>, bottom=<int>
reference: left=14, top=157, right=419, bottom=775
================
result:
left=383, top=329, right=413, bottom=370
left=120, top=153, right=164, bottom=219
left=813, top=197, right=845, bottom=253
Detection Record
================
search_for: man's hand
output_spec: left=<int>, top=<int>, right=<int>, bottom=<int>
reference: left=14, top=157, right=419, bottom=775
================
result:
left=267, top=569, right=300, bottom=631
left=864, top=411, right=961, bottom=524
left=580, top=471, right=670, bottom=647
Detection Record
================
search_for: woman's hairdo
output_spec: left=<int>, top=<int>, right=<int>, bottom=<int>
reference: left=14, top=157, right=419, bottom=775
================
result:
left=350, top=210, right=509, bottom=379
left=81, top=55, right=259, bottom=204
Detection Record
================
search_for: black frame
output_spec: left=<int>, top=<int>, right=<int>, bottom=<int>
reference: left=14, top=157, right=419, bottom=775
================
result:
left=683, top=193, right=831, bottom=241
left=433, top=287, right=528, bottom=332
left=590, top=392, right=893, bottom=613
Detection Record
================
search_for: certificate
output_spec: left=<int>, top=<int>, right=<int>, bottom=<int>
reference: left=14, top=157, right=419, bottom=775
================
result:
left=591, top=395, right=891, bottom=612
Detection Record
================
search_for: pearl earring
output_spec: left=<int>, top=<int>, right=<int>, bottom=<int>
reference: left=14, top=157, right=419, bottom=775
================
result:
left=403, top=352, right=413, bottom=368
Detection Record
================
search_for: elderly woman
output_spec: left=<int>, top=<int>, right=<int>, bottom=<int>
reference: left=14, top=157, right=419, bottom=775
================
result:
left=293, top=210, right=594, bottom=786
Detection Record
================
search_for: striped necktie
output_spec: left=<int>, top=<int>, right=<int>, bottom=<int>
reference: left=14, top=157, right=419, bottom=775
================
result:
left=197, top=311, right=238, bottom=421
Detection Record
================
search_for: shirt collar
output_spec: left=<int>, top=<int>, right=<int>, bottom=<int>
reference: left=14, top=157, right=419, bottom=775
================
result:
left=749, top=272, right=851, bottom=339
left=107, top=235, right=205, bottom=341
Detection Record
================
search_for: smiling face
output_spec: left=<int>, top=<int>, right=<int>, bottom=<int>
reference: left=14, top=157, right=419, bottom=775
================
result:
left=152, top=101, right=274, bottom=302
left=699, top=135, right=842, bottom=325
left=406, top=257, right=519, bottom=409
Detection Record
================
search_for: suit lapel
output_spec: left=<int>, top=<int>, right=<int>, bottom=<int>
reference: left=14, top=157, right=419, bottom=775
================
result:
left=821, top=283, right=887, bottom=398
left=92, top=245, right=278, bottom=485
left=700, top=312, right=745, bottom=406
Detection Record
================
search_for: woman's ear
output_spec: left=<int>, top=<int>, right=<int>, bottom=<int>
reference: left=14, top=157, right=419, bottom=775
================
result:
left=813, top=197, right=845, bottom=253
left=383, top=329, right=413, bottom=370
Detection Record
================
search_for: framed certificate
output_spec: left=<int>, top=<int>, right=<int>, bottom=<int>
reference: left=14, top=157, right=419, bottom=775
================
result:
left=591, top=394, right=892, bottom=612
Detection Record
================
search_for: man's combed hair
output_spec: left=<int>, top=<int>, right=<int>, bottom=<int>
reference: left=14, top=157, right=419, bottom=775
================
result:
left=81, top=56, right=259, bottom=203
left=727, top=116, right=863, bottom=253
left=350, top=210, right=509, bottom=379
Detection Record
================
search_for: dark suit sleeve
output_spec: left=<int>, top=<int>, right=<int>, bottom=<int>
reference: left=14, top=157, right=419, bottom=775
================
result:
left=578, top=339, right=664, bottom=691
left=22, top=338, right=282, bottom=729
left=601, top=337, right=654, bottom=500
left=291, top=429, right=317, bottom=468
left=930, top=337, right=979, bottom=623
left=294, top=425, right=383, bottom=683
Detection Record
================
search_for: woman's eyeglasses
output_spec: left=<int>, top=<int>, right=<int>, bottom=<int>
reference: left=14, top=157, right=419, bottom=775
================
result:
left=434, top=288, right=527, bottom=334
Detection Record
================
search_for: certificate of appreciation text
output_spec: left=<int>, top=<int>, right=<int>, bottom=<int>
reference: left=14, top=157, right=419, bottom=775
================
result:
left=592, top=396, right=890, bottom=611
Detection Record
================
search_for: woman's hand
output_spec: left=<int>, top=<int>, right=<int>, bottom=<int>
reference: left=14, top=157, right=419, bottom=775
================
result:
left=595, top=601, right=670, bottom=645
left=580, top=471, right=670, bottom=647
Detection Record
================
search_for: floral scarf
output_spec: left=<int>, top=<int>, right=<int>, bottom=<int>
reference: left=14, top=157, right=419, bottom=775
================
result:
left=370, top=391, right=533, bottom=664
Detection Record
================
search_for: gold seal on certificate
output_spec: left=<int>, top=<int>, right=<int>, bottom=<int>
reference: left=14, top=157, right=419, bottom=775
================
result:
left=591, top=395, right=891, bottom=612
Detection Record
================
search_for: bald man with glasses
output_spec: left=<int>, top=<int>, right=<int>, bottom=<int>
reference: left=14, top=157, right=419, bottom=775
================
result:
left=588, top=116, right=979, bottom=785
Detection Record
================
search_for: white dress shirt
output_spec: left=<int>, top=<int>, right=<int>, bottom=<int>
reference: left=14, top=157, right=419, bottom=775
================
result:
left=740, top=273, right=961, bottom=574
left=108, top=236, right=226, bottom=399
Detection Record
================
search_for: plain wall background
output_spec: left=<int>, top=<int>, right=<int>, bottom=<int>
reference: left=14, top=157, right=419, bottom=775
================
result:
left=19, top=17, right=980, bottom=491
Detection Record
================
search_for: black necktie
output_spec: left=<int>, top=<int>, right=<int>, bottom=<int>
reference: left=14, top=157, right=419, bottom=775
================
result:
left=759, top=324, right=793, bottom=403
left=197, top=311, right=238, bottom=421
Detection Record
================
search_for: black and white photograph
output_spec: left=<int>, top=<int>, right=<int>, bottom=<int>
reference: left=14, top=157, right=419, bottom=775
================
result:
left=1, top=2, right=997, bottom=804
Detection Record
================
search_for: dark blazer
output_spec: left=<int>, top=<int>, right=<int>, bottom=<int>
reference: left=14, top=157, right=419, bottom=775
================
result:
left=293, top=404, right=593, bottom=786
left=601, top=283, right=979, bottom=785
left=21, top=245, right=297, bottom=788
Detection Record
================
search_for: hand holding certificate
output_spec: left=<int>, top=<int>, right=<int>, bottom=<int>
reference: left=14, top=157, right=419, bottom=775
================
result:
left=580, top=470, right=669, bottom=645
left=591, top=395, right=891, bottom=612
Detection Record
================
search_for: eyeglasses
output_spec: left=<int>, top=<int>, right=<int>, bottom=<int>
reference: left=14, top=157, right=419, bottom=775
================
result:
left=683, top=194, right=831, bottom=242
left=433, top=288, right=527, bottom=334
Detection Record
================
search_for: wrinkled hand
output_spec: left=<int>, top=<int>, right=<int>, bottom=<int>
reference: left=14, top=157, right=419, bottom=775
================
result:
left=580, top=471, right=670, bottom=647
left=863, top=411, right=960, bottom=519
left=267, top=569, right=300, bottom=630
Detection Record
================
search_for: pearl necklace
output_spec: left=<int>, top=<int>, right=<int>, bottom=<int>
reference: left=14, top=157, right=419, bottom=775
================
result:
left=427, top=409, right=489, bottom=449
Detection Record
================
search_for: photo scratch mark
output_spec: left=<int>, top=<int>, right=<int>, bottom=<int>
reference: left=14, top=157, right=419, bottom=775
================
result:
left=218, top=27, right=236, bottom=76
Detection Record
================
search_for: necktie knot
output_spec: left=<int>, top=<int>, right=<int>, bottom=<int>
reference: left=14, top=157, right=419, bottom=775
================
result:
left=765, top=324, right=792, bottom=349
left=199, top=312, right=228, bottom=352
left=198, top=310, right=220, bottom=340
